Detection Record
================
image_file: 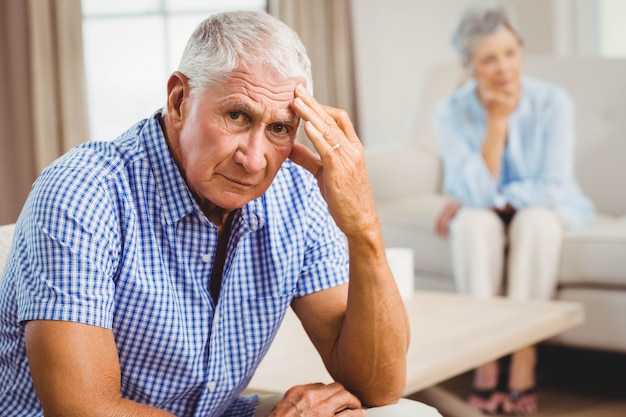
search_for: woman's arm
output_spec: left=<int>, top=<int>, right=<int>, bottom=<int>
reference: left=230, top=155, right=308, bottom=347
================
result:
left=502, top=89, right=577, bottom=209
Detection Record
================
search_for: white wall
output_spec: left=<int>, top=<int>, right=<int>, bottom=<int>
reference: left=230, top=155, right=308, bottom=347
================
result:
left=350, top=0, right=595, bottom=147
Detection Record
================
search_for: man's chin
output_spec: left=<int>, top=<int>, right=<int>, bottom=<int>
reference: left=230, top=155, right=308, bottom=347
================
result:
left=216, top=190, right=262, bottom=210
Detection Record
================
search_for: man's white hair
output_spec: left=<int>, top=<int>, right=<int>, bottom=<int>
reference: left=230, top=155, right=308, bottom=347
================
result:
left=178, top=10, right=313, bottom=95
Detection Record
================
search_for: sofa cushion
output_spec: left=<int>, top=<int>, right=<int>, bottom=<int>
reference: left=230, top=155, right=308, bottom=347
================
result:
left=559, top=214, right=626, bottom=286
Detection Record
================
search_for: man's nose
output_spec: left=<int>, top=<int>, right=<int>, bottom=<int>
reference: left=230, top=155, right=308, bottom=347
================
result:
left=234, top=128, right=267, bottom=173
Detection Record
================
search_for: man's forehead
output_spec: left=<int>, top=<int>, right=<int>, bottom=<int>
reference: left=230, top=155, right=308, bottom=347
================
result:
left=224, top=67, right=303, bottom=98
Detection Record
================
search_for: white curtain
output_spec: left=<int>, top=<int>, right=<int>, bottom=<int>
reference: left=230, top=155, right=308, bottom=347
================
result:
left=0, top=0, right=88, bottom=224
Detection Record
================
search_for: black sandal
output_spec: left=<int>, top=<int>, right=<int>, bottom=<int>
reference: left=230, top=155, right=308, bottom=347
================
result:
left=468, top=388, right=505, bottom=415
left=503, top=387, right=538, bottom=416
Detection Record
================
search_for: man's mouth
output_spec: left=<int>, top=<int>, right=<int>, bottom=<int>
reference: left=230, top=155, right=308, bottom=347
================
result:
left=223, top=175, right=256, bottom=188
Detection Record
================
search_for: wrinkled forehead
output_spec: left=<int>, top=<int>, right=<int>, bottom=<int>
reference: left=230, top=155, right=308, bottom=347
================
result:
left=192, top=61, right=309, bottom=99
left=227, top=67, right=301, bottom=101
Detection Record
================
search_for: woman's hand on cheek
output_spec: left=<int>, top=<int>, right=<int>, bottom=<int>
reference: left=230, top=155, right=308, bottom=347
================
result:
left=479, top=86, right=518, bottom=120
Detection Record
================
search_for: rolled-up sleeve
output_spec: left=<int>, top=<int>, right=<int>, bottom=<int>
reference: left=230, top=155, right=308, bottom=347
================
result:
left=501, top=90, right=575, bottom=209
left=435, top=101, right=507, bottom=209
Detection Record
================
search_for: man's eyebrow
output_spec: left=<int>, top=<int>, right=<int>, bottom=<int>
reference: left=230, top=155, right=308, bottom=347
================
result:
left=230, top=101, right=254, bottom=113
left=229, top=100, right=299, bottom=124
left=276, top=114, right=300, bottom=125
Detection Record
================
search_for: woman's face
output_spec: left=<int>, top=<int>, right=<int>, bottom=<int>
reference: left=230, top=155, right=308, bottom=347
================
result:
left=469, top=26, right=522, bottom=96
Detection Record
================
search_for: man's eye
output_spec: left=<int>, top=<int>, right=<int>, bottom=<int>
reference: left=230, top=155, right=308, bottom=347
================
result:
left=228, top=111, right=244, bottom=121
left=270, top=124, right=290, bottom=135
left=228, top=110, right=248, bottom=123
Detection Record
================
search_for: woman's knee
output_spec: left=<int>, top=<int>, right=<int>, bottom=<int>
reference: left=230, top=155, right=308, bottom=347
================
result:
left=509, top=207, right=564, bottom=242
left=451, top=208, right=504, bottom=238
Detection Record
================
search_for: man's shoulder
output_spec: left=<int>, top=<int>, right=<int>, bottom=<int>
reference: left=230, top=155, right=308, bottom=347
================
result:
left=26, top=119, right=155, bottom=226
left=44, top=118, right=152, bottom=185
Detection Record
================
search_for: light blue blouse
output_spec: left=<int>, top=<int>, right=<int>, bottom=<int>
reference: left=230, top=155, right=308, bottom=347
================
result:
left=434, top=76, right=595, bottom=228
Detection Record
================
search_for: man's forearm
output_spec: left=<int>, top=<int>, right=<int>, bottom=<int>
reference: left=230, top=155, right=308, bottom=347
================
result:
left=334, top=232, right=410, bottom=406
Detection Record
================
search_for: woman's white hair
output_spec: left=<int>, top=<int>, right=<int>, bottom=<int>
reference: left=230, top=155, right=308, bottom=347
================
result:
left=178, top=10, right=313, bottom=95
left=451, top=0, right=523, bottom=64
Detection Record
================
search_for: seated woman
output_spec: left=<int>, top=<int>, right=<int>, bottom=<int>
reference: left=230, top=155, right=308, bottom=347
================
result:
left=433, top=1, right=595, bottom=415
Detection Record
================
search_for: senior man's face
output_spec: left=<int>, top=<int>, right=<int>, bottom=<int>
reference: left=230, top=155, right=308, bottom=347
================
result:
left=469, top=26, right=522, bottom=96
left=167, top=65, right=301, bottom=220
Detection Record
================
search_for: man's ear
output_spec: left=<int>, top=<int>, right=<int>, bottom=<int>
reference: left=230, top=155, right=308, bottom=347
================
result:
left=166, top=71, right=189, bottom=129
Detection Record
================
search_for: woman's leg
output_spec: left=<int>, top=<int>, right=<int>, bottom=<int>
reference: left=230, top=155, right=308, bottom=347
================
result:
left=503, top=346, right=538, bottom=415
left=506, top=207, right=565, bottom=302
left=504, top=207, right=565, bottom=415
left=449, top=208, right=506, bottom=298
left=450, top=208, right=507, bottom=413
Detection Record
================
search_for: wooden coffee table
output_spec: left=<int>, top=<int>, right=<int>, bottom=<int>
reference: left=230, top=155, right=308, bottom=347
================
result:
left=246, top=291, right=583, bottom=417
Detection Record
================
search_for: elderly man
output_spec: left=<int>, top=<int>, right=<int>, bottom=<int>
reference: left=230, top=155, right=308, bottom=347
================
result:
left=0, top=10, right=439, bottom=417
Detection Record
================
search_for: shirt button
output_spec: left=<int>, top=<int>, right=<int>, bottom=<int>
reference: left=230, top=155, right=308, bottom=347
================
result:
left=201, top=254, right=211, bottom=262
left=208, top=381, right=217, bottom=391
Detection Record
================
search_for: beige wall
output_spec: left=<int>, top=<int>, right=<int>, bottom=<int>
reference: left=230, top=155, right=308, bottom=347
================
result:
left=350, top=0, right=595, bottom=146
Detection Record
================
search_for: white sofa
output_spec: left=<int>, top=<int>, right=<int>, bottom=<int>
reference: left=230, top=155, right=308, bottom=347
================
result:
left=367, top=57, right=626, bottom=353
left=0, top=224, right=14, bottom=274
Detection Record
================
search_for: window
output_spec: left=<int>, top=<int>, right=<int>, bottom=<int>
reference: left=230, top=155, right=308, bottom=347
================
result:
left=597, top=0, right=626, bottom=57
left=82, top=0, right=267, bottom=141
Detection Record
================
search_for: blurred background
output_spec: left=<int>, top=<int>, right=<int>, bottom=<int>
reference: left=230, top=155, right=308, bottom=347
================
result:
left=1, top=0, right=624, bottom=222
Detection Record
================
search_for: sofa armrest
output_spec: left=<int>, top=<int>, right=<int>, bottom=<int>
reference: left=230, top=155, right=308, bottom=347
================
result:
left=0, top=224, right=16, bottom=274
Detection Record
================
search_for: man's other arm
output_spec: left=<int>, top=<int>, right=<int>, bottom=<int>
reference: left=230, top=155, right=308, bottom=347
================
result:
left=25, top=320, right=175, bottom=416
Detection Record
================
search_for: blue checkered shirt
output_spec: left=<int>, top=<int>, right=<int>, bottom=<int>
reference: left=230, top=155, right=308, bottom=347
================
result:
left=0, top=111, right=349, bottom=416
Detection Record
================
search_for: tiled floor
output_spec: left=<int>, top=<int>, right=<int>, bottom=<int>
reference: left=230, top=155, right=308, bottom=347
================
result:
left=420, top=344, right=626, bottom=417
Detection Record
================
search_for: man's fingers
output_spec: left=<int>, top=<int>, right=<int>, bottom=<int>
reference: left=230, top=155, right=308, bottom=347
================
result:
left=271, top=382, right=364, bottom=416
left=294, top=85, right=357, bottom=155
left=320, top=105, right=359, bottom=145
left=323, top=382, right=363, bottom=414
left=294, top=99, right=342, bottom=156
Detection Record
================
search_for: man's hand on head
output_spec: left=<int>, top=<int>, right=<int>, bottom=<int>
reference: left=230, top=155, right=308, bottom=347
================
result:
left=290, top=85, right=380, bottom=241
